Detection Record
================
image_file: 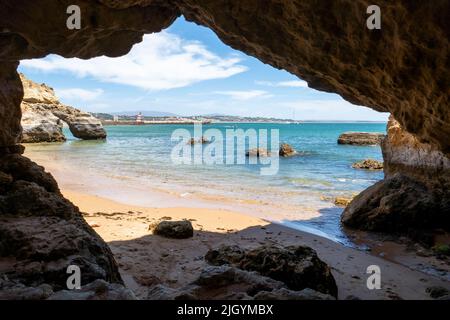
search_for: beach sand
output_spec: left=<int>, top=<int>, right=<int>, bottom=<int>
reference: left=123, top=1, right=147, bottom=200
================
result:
left=25, top=150, right=450, bottom=300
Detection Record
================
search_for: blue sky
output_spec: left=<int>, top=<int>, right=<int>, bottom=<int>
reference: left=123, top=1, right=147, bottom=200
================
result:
left=19, top=17, right=389, bottom=121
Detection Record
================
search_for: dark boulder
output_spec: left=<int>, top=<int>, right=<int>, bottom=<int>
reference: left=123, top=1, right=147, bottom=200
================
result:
left=151, top=220, right=194, bottom=239
left=205, top=245, right=337, bottom=297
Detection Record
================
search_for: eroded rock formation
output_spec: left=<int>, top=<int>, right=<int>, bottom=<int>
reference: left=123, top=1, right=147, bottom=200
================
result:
left=147, top=265, right=335, bottom=300
left=0, top=153, right=123, bottom=297
left=342, top=116, right=450, bottom=241
left=20, top=74, right=106, bottom=142
left=205, top=245, right=338, bottom=297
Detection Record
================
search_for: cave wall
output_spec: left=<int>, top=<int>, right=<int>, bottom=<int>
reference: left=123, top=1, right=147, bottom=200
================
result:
left=0, top=0, right=449, bottom=295
left=0, top=0, right=449, bottom=155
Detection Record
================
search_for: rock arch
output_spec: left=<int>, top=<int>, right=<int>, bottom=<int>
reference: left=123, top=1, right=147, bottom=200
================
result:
left=20, top=74, right=106, bottom=143
left=0, top=0, right=449, bottom=294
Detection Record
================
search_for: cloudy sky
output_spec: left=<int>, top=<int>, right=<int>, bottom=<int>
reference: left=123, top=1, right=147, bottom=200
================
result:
left=19, top=17, right=389, bottom=121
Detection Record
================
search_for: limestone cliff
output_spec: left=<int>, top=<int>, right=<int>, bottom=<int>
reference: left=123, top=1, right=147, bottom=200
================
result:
left=20, top=74, right=106, bottom=143
left=342, top=116, right=450, bottom=241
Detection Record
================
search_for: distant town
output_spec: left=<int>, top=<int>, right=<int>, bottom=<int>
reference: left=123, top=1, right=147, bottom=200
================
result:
left=91, top=112, right=300, bottom=125
left=91, top=111, right=387, bottom=125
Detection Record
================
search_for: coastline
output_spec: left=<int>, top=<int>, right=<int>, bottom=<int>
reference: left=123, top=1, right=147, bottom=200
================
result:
left=24, top=148, right=450, bottom=300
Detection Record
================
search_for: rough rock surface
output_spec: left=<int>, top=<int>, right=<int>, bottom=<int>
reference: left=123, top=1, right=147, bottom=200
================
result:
left=0, top=278, right=135, bottom=300
left=0, top=153, right=123, bottom=294
left=205, top=245, right=337, bottom=297
left=342, top=117, right=450, bottom=238
left=47, top=279, right=136, bottom=300
left=338, top=132, right=385, bottom=146
left=352, top=159, right=384, bottom=170
left=20, top=74, right=106, bottom=142
left=21, top=103, right=65, bottom=143
left=151, top=220, right=194, bottom=239
left=147, top=265, right=334, bottom=300
left=279, top=143, right=297, bottom=157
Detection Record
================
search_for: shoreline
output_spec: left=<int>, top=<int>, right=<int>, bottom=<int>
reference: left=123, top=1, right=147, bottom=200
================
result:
left=24, top=148, right=450, bottom=299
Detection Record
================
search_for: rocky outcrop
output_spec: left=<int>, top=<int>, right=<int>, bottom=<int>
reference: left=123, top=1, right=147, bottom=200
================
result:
left=0, top=153, right=123, bottom=296
left=21, top=103, right=65, bottom=143
left=147, top=265, right=335, bottom=300
left=205, top=245, right=337, bottom=297
left=20, top=74, right=106, bottom=142
left=338, top=132, right=385, bottom=146
left=352, top=159, right=383, bottom=170
left=342, top=117, right=450, bottom=241
left=279, top=143, right=297, bottom=157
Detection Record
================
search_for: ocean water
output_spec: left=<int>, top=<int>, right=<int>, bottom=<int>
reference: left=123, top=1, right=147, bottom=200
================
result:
left=26, top=122, right=386, bottom=244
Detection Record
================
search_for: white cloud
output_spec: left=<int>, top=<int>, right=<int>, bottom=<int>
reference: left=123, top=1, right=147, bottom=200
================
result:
left=256, top=80, right=308, bottom=88
left=214, top=90, right=273, bottom=100
left=20, top=32, right=248, bottom=91
left=57, top=88, right=104, bottom=101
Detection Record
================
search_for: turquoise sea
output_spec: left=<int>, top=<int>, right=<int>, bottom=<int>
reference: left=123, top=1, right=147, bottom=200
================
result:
left=26, top=122, right=386, bottom=244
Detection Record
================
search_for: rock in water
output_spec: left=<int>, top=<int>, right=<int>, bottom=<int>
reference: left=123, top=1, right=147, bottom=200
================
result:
left=246, top=148, right=271, bottom=157
left=187, top=136, right=210, bottom=145
left=352, top=159, right=383, bottom=170
left=205, top=245, right=337, bottom=297
left=20, top=74, right=106, bottom=142
left=279, top=143, right=297, bottom=157
left=151, top=220, right=194, bottom=239
left=334, top=197, right=353, bottom=207
left=337, top=132, right=385, bottom=145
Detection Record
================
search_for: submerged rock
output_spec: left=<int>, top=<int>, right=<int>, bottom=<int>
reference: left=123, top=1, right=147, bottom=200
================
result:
left=279, top=143, right=297, bottom=157
left=352, top=159, right=383, bottom=170
left=151, top=220, right=194, bottom=239
left=337, top=132, right=385, bottom=146
left=20, top=74, right=106, bottom=142
left=205, top=244, right=337, bottom=297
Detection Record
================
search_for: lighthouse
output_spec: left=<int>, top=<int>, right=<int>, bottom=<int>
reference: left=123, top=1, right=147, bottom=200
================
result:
left=136, top=112, right=144, bottom=125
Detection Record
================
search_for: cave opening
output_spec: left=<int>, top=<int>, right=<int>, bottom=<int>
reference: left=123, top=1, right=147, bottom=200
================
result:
left=18, top=16, right=390, bottom=246
left=1, top=1, right=449, bottom=301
